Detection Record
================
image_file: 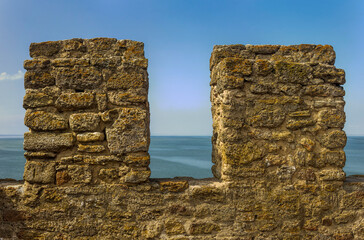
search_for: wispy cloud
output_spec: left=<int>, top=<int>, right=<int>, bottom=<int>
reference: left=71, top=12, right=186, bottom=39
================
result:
left=0, top=70, right=24, bottom=81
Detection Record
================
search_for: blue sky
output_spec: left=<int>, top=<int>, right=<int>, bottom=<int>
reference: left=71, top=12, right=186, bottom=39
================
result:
left=0, top=0, right=363, bottom=136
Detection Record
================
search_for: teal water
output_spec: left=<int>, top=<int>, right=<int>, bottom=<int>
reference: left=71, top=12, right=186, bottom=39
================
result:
left=0, top=136, right=363, bottom=180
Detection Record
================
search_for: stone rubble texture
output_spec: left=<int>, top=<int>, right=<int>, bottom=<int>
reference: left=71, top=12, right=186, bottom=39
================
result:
left=0, top=39, right=363, bottom=239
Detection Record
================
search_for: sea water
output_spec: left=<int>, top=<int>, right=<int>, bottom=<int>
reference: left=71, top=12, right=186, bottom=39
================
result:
left=0, top=136, right=363, bottom=180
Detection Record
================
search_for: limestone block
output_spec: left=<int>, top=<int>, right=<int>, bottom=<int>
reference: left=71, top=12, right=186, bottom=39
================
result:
left=24, top=70, right=55, bottom=89
left=54, top=66, right=102, bottom=90
left=318, top=149, right=346, bottom=168
left=124, top=153, right=150, bottom=167
left=318, top=169, right=345, bottom=181
left=320, top=130, right=347, bottom=149
left=274, top=61, right=312, bottom=84
left=247, top=109, right=285, bottom=128
left=222, top=142, right=266, bottom=165
left=310, top=45, right=336, bottom=65
left=77, top=144, right=105, bottom=153
left=299, top=138, right=315, bottom=151
left=254, top=59, right=273, bottom=76
left=95, top=93, right=107, bottom=111
left=304, top=84, right=345, bottom=97
left=159, top=181, right=189, bottom=193
left=318, top=109, right=345, bottom=128
left=23, top=59, right=51, bottom=70
left=313, top=64, right=345, bottom=85
left=69, top=113, right=100, bottom=132
left=107, top=88, right=147, bottom=105
left=209, top=45, right=243, bottom=70
left=106, top=108, right=148, bottom=154
left=76, top=132, right=104, bottom=142
left=23, top=161, right=56, bottom=184
left=106, top=66, right=147, bottom=90
left=29, top=41, right=61, bottom=57
left=187, top=221, right=221, bottom=235
left=24, top=151, right=56, bottom=159
left=55, top=92, right=94, bottom=110
left=23, top=87, right=59, bottom=108
left=164, top=219, right=186, bottom=235
left=286, top=119, right=315, bottom=130
left=88, top=37, right=117, bottom=51
left=51, top=58, right=89, bottom=67
left=68, top=165, right=92, bottom=184
left=24, top=110, right=67, bottom=131
left=24, top=132, right=74, bottom=151
left=123, top=169, right=150, bottom=183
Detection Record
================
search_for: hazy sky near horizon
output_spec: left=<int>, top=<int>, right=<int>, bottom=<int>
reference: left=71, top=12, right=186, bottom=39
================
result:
left=0, top=0, right=363, bottom=136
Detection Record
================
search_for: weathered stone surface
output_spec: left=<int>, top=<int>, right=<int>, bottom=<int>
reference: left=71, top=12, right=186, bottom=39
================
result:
left=23, top=161, right=55, bottom=184
left=106, top=108, right=148, bottom=154
left=124, top=153, right=150, bottom=167
left=107, top=88, right=147, bottom=105
left=24, top=59, right=51, bottom=70
left=275, top=61, right=312, bottom=84
left=304, top=84, right=345, bottom=97
left=76, top=132, right=104, bottom=142
left=69, top=113, right=100, bottom=131
left=247, top=109, right=285, bottom=128
left=106, top=66, right=147, bottom=90
left=318, top=109, right=345, bottom=128
left=8, top=40, right=357, bottom=240
left=77, top=144, right=105, bottom=153
left=24, top=132, right=74, bottom=151
left=55, top=92, right=94, bottom=110
left=24, top=70, right=55, bottom=89
left=123, top=169, right=150, bottom=183
left=29, top=41, right=61, bottom=57
left=319, top=169, right=346, bottom=181
left=23, top=87, right=59, bottom=108
left=320, top=130, right=347, bottom=149
left=24, top=110, right=67, bottom=131
left=55, top=66, right=102, bottom=90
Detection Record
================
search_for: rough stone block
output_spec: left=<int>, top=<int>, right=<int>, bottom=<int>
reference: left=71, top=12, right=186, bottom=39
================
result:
left=76, top=132, right=104, bottom=142
left=24, top=110, right=67, bottom=131
left=77, top=144, right=105, bottom=153
left=29, top=41, right=61, bottom=57
left=318, top=169, right=346, bottom=181
left=55, top=66, right=102, bottom=90
left=23, top=88, right=58, bottom=108
left=24, top=59, right=51, bottom=70
left=123, top=169, right=150, bottom=183
left=318, top=109, right=345, bottom=128
left=274, top=61, right=312, bottom=84
left=247, top=109, right=285, bottom=128
left=23, top=161, right=56, bottom=184
left=68, top=165, right=92, bottom=184
left=69, top=113, right=100, bottom=132
left=107, top=89, right=147, bottom=105
left=320, top=130, right=347, bottom=149
left=164, top=219, right=186, bottom=235
left=254, top=59, right=273, bottom=76
left=24, top=70, right=55, bottom=89
left=124, top=153, right=150, bottom=167
left=106, top=108, right=148, bottom=154
left=106, top=66, right=147, bottom=90
left=24, top=132, right=74, bottom=151
left=188, top=221, right=221, bottom=235
left=55, top=92, right=94, bottom=110
left=304, top=84, right=345, bottom=97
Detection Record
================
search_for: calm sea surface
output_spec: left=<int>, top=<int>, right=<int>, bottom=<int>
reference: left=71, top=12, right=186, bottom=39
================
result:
left=0, top=136, right=363, bottom=180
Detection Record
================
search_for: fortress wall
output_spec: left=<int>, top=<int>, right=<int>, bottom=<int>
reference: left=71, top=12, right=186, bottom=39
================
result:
left=0, top=40, right=363, bottom=239
left=22, top=38, right=150, bottom=186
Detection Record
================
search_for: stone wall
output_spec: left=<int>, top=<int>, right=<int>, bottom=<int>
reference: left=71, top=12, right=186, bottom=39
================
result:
left=23, top=38, right=150, bottom=186
left=0, top=40, right=363, bottom=239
